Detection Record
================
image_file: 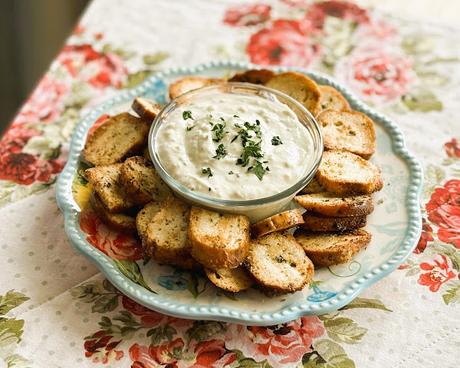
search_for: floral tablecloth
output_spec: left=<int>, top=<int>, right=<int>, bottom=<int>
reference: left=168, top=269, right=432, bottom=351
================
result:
left=1, top=1, right=459, bottom=367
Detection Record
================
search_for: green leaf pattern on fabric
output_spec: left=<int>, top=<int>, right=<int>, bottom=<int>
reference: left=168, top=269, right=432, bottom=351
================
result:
left=340, top=297, right=392, bottom=312
left=401, top=88, right=443, bottom=112
left=0, top=291, right=30, bottom=367
left=0, top=319, right=25, bottom=348
left=442, top=280, right=460, bottom=305
left=3, top=353, right=30, bottom=368
left=147, top=325, right=177, bottom=345
left=320, top=316, right=367, bottom=344
left=0, top=291, right=29, bottom=315
left=123, top=51, right=170, bottom=88
left=186, top=321, right=226, bottom=344
left=143, top=52, right=169, bottom=65
left=0, top=181, right=51, bottom=208
left=423, top=165, right=445, bottom=199
left=113, top=259, right=156, bottom=293
left=71, top=279, right=120, bottom=313
left=303, top=340, right=355, bottom=368
left=320, top=18, right=356, bottom=70
left=72, top=279, right=393, bottom=367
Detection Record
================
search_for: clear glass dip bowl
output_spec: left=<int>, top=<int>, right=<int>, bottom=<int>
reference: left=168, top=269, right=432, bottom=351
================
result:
left=148, top=83, right=323, bottom=222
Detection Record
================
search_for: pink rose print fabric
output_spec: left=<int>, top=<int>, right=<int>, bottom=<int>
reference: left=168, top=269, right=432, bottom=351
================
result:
left=1, top=1, right=459, bottom=367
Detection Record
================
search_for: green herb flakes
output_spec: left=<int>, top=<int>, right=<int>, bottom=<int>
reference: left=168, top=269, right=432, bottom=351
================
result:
left=213, top=144, right=227, bottom=160
left=236, top=140, right=263, bottom=167
left=211, top=120, right=227, bottom=142
left=249, top=160, right=268, bottom=181
left=271, top=136, right=283, bottom=145
left=201, top=167, right=213, bottom=177
left=183, top=110, right=194, bottom=120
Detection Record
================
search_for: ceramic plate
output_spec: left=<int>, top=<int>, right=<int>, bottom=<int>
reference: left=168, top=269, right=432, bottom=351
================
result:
left=56, top=61, right=423, bottom=326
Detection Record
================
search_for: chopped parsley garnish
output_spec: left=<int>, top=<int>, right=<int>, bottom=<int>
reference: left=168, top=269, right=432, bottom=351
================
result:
left=237, top=129, right=249, bottom=146
left=242, top=122, right=262, bottom=141
left=186, top=125, right=195, bottom=131
left=249, top=160, right=268, bottom=181
left=183, top=110, right=194, bottom=120
left=201, top=167, right=213, bottom=177
left=231, top=119, right=270, bottom=180
left=213, top=144, right=227, bottom=159
left=236, top=140, right=263, bottom=167
left=206, top=116, right=271, bottom=180
left=271, top=136, right=283, bottom=145
left=233, top=121, right=263, bottom=148
left=211, top=120, right=227, bottom=142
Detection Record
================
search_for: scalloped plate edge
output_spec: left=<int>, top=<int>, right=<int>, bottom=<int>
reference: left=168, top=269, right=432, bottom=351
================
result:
left=56, top=61, right=423, bottom=326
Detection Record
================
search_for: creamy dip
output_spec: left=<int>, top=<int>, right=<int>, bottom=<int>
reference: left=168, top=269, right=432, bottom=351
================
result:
left=155, top=92, right=313, bottom=200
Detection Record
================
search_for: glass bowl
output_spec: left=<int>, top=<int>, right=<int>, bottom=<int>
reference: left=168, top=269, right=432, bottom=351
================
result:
left=148, top=82, right=323, bottom=222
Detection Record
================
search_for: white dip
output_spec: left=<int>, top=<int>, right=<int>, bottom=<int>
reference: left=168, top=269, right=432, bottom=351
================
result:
left=155, top=92, right=313, bottom=200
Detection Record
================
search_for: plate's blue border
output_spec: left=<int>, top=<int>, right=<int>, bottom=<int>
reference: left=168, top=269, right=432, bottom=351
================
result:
left=56, top=61, right=423, bottom=326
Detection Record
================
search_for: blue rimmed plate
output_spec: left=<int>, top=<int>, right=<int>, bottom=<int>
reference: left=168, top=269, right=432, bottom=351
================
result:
left=56, top=61, right=422, bottom=326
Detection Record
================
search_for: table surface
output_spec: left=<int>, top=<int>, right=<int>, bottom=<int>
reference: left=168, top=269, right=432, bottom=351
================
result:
left=0, top=1, right=459, bottom=367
